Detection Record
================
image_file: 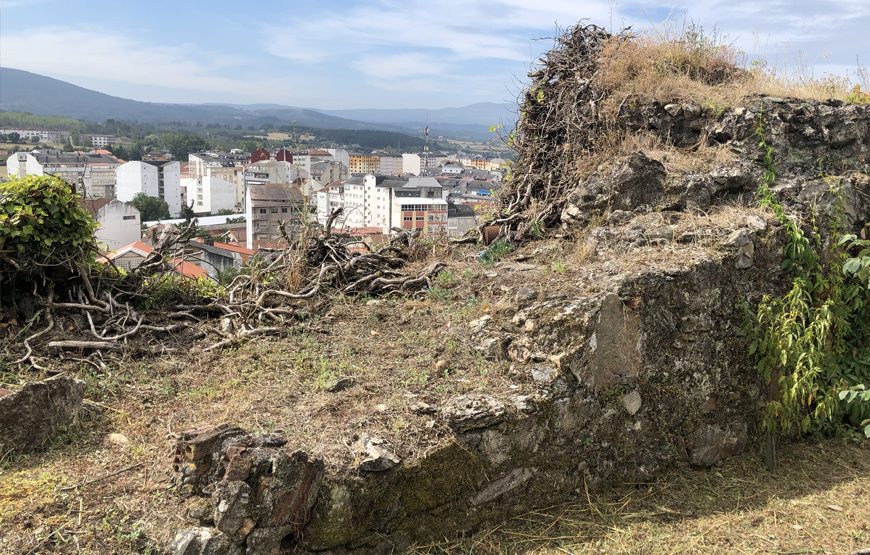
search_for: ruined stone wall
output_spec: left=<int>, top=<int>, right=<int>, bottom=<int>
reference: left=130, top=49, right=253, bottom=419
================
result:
left=169, top=96, right=870, bottom=554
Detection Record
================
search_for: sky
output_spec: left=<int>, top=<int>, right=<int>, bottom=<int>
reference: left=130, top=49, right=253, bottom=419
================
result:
left=0, top=0, right=868, bottom=109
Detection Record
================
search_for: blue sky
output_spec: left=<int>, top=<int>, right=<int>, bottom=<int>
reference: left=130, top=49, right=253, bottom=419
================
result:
left=0, top=0, right=868, bottom=109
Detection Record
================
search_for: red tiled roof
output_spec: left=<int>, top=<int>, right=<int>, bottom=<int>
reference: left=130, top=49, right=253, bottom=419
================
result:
left=212, top=241, right=256, bottom=257
left=79, top=197, right=113, bottom=214
left=105, top=241, right=208, bottom=279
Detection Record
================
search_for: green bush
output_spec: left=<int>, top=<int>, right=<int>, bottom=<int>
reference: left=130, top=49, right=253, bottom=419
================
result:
left=0, top=175, right=97, bottom=270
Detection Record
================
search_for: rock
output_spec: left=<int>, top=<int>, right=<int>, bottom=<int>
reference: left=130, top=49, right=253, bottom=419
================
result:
left=170, top=527, right=237, bottom=555
left=410, top=400, right=436, bottom=415
left=365, top=299, right=384, bottom=306
left=220, top=317, right=233, bottom=333
left=442, top=394, right=507, bottom=433
left=325, top=376, right=355, bottom=393
left=0, top=375, right=86, bottom=455
left=724, top=229, right=755, bottom=269
left=356, top=434, right=401, bottom=472
left=664, top=103, right=682, bottom=117
left=645, top=226, right=674, bottom=245
left=106, top=432, right=130, bottom=446
left=245, top=525, right=294, bottom=554
left=475, top=336, right=506, bottom=360
left=531, top=366, right=558, bottom=387
left=212, top=481, right=254, bottom=540
left=744, top=214, right=767, bottom=232
left=185, top=497, right=214, bottom=525
left=515, top=287, right=538, bottom=305
left=622, top=390, right=643, bottom=415
left=581, top=294, right=641, bottom=390
left=472, top=468, right=534, bottom=505
left=434, top=359, right=448, bottom=373
left=689, top=422, right=748, bottom=467
left=468, top=315, right=492, bottom=334
left=562, top=153, right=666, bottom=227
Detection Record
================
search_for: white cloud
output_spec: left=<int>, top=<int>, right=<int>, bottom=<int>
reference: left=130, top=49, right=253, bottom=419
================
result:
left=0, top=27, right=254, bottom=97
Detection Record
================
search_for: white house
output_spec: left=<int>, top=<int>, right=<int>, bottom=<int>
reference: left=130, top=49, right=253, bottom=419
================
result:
left=116, top=160, right=182, bottom=217
left=182, top=175, right=237, bottom=214
left=81, top=198, right=141, bottom=251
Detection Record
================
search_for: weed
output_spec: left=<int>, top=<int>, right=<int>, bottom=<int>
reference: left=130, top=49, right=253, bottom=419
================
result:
left=479, top=239, right=513, bottom=264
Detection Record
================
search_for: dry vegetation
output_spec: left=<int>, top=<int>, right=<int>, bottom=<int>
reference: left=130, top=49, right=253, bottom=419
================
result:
left=486, top=22, right=870, bottom=240
left=415, top=439, right=870, bottom=554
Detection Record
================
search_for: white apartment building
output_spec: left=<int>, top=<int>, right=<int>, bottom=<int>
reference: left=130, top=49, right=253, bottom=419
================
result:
left=182, top=175, right=237, bottom=214
left=116, top=160, right=182, bottom=217
left=0, top=129, right=71, bottom=142
left=317, top=174, right=447, bottom=236
left=189, top=152, right=246, bottom=210
left=6, top=150, right=120, bottom=193
left=81, top=198, right=141, bottom=251
left=378, top=156, right=403, bottom=176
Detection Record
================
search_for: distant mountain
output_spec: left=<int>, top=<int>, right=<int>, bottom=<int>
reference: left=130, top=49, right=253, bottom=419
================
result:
left=322, top=103, right=517, bottom=141
left=0, top=68, right=397, bottom=131
left=0, top=67, right=514, bottom=141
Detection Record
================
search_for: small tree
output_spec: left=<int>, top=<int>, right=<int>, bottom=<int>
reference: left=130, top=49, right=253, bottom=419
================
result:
left=129, top=193, right=170, bottom=221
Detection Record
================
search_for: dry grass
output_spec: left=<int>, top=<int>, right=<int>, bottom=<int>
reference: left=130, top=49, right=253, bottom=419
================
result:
left=596, top=23, right=867, bottom=120
left=414, top=439, right=870, bottom=554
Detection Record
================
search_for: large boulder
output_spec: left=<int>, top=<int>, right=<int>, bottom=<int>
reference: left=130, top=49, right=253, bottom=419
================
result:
left=0, top=375, right=86, bottom=455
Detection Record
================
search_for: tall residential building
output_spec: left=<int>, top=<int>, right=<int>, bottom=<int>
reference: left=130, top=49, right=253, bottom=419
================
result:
left=316, top=175, right=447, bottom=236
left=182, top=175, right=237, bottom=214
left=116, top=160, right=182, bottom=217
left=189, top=152, right=246, bottom=210
left=348, top=154, right=380, bottom=174
left=245, top=183, right=305, bottom=249
left=378, top=156, right=403, bottom=176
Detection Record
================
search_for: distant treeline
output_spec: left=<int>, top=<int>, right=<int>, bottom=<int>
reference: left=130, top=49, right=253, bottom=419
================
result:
left=0, top=111, right=86, bottom=131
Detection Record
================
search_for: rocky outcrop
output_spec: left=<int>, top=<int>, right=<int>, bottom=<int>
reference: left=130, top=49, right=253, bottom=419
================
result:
left=166, top=96, right=870, bottom=554
left=172, top=425, right=324, bottom=555
left=0, top=375, right=86, bottom=455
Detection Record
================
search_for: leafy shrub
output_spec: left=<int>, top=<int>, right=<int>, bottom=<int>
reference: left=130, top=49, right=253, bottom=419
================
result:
left=0, top=175, right=97, bottom=271
left=751, top=124, right=870, bottom=438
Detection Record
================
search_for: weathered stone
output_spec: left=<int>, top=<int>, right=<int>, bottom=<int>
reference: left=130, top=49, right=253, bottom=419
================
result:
left=410, top=400, right=436, bottom=415
left=515, top=287, right=539, bottom=304
left=724, top=229, right=754, bottom=269
left=468, top=315, right=491, bottom=334
left=531, top=365, right=558, bottom=387
left=581, top=294, right=641, bottom=390
left=212, top=481, right=253, bottom=540
left=442, top=394, right=507, bottom=433
left=106, top=432, right=130, bottom=446
left=472, top=468, right=534, bottom=505
left=689, top=422, right=749, bottom=467
left=185, top=497, right=214, bottom=525
left=622, top=390, right=642, bottom=416
left=170, top=527, right=238, bottom=555
left=356, top=434, right=401, bottom=472
left=0, top=375, right=85, bottom=455
left=325, top=376, right=355, bottom=393
left=245, top=525, right=294, bottom=555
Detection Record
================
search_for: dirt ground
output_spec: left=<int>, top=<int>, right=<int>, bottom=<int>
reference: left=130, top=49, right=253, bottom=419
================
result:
left=0, top=209, right=865, bottom=554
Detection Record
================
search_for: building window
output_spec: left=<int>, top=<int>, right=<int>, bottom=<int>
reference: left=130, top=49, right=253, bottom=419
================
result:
left=271, top=208, right=279, bottom=213
left=281, top=207, right=288, bottom=213
left=403, top=216, right=412, bottom=221
left=122, top=215, right=136, bottom=220
left=259, top=208, right=267, bottom=214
